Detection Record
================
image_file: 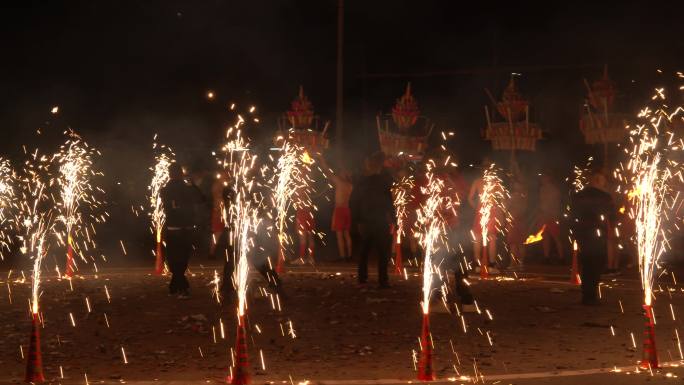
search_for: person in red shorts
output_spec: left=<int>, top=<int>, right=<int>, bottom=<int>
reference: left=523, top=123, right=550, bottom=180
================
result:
left=318, top=155, right=354, bottom=260
left=295, top=205, right=316, bottom=264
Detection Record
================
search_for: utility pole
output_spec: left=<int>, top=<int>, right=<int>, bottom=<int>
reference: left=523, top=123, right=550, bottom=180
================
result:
left=336, top=0, right=344, bottom=143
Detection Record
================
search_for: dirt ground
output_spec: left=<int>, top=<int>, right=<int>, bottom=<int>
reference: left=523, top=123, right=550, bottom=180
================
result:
left=1, top=259, right=683, bottom=384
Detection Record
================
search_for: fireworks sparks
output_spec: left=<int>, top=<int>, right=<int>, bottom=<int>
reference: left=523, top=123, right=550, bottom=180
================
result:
left=15, top=150, right=54, bottom=315
left=55, top=132, right=101, bottom=276
left=0, top=158, right=16, bottom=259
left=478, top=165, right=509, bottom=250
left=416, top=163, right=451, bottom=315
left=149, top=141, right=174, bottom=273
left=621, top=86, right=683, bottom=306
left=392, top=175, right=414, bottom=247
left=269, top=140, right=315, bottom=266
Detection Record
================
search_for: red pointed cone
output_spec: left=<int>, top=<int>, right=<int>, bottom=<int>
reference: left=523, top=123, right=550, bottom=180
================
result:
left=480, top=245, right=489, bottom=280
left=640, top=304, right=659, bottom=369
left=65, top=241, right=75, bottom=278
left=228, top=316, right=249, bottom=385
left=418, top=313, right=434, bottom=381
left=154, top=240, right=164, bottom=275
left=25, top=313, right=45, bottom=383
left=394, top=240, right=403, bottom=276
left=570, top=245, right=580, bottom=285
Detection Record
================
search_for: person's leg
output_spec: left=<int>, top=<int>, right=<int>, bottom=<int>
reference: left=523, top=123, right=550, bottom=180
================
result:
left=297, top=231, right=306, bottom=260
left=178, top=230, right=193, bottom=294
left=256, top=262, right=282, bottom=293
left=377, top=230, right=391, bottom=287
left=165, top=232, right=179, bottom=294
left=307, top=232, right=315, bottom=263
left=552, top=233, right=564, bottom=262
left=473, top=240, right=481, bottom=268
left=344, top=230, right=352, bottom=259
left=542, top=234, right=551, bottom=260
left=336, top=231, right=345, bottom=258
left=488, top=236, right=497, bottom=265
left=454, top=263, right=474, bottom=304
left=358, top=230, right=371, bottom=284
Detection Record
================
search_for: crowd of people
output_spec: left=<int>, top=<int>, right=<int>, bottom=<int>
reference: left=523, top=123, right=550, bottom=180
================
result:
left=160, top=150, right=630, bottom=309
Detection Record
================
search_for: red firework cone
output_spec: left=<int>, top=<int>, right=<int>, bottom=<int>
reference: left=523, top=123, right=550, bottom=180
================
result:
left=640, top=304, right=659, bottom=369
left=228, top=316, right=249, bottom=385
left=480, top=245, right=489, bottom=279
left=25, top=313, right=45, bottom=383
left=394, top=241, right=403, bottom=275
left=570, top=251, right=580, bottom=285
left=65, top=241, right=75, bottom=278
left=418, top=313, right=434, bottom=381
left=570, top=241, right=580, bottom=285
left=275, top=246, right=285, bottom=274
left=154, top=240, right=164, bottom=275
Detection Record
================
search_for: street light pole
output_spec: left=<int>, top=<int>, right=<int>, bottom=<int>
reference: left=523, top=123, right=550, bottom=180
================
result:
left=336, top=0, right=344, bottom=144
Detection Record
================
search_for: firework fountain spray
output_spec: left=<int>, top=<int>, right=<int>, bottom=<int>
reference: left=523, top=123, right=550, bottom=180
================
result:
left=477, top=165, right=508, bottom=279
left=16, top=150, right=55, bottom=383
left=566, top=158, right=593, bottom=285
left=415, top=162, right=451, bottom=380
left=392, top=175, right=414, bottom=275
left=149, top=141, right=173, bottom=275
left=620, top=84, right=684, bottom=370
left=270, top=140, right=314, bottom=272
left=221, top=112, right=262, bottom=385
left=0, top=158, right=16, bottom=260
left=56, top=133, right=97, bottom=277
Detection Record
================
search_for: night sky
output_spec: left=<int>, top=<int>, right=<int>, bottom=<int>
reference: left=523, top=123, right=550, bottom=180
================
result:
left=1, top=1, right=683, bottom=171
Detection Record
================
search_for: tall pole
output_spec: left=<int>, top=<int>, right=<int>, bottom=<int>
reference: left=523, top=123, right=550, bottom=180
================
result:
left=336, top=0, right=344, bottom=144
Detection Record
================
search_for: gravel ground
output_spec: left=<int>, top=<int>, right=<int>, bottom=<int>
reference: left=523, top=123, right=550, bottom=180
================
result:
left=0, top=261, right=682, bottom=384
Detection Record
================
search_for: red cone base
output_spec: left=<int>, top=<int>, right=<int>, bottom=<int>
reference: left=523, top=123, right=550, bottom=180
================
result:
left=570, top=249, right=580, bottom=285
left=65, top=242, right=75, bottom=278
left=640, top=304, right=659, bottom=370
left=394, top=241, right=403, bottom=275
left=154, top=241, right=164, bottom=275
left=418, top=313, right=434, bottom=381
left=228, top=316, right=249, bottom=385
left=480, top=245, right=489, bottom=280
left=25, top=313, right=45, bottom=383
left=275, top=246, right=285, bottom=274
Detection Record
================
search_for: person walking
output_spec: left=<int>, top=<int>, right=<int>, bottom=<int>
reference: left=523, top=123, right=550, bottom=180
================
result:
left=162, top=163, right=205, bottom=298
left=350, top=152, right=395, bottom=288
left=569, top=171, right=615, bottom=305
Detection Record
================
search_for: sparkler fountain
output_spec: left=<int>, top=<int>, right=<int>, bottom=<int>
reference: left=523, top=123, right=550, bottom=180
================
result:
left=17, top=151, right=54, bottom=383
left=0, top=158, right=16, bottom=260
left=477, top=165, right=508, bottom=279
left=149, top=143, right=173, bottom=275
left=56, top=134, right=96, bottom=277
left=415, top=162, right=450, bottom=380
left=221, top=112, right=262, bottom=385
left=621, top=82, right=684, bottom=370
left=272, top=141, right=301, bottom=273
left=392, top=175, right=413, bottom=275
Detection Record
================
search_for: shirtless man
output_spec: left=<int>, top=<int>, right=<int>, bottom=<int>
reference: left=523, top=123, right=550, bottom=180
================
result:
left=319, top=156, right=354, bottom=260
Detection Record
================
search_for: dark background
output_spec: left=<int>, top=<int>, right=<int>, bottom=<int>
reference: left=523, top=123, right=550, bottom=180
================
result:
left=1, top=0, right=683, bottom=264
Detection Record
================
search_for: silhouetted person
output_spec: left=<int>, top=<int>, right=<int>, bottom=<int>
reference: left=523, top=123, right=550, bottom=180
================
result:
left=350, top=152, right=395, bottom=288
left=570, top=172, right=615, bottom=305
left=162, top=163, right=205, bottom=298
